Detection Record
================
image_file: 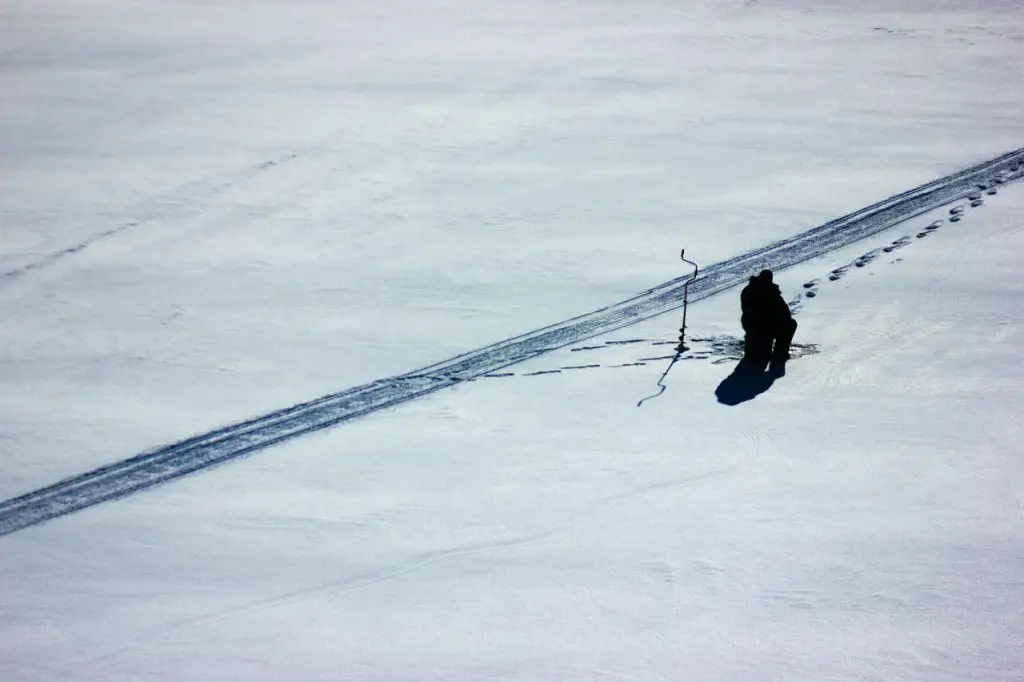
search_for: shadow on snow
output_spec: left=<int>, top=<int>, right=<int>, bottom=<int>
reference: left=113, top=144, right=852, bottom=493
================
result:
left=714, top=358, right=785, bottom=406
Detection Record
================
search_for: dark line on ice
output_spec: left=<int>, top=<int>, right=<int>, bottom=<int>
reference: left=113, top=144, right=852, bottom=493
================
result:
left=2, top=148, right=1023, bottom=537
left=0, top=152, right=305, bottom=285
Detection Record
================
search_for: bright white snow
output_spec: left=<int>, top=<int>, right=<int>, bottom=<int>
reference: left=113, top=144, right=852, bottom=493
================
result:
left=2, top=0, right=1023, bottom=680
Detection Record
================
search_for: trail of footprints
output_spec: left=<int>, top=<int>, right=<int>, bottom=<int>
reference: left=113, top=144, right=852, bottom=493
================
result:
left=474, top=168, right=1018, bottom=382
left=794, top=172, right=1012, bottom=307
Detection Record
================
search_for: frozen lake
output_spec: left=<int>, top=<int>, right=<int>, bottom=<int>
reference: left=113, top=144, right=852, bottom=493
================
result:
left=2, top=1, right=1023, bottom=679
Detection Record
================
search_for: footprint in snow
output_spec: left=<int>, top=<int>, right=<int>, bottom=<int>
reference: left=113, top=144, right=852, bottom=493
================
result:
left=950, top=205, right=965, bottom=215
left=916, top=221, right=942, bottom=237
left=883, top=236, right=912, bottom=253
left=854, top=250, right=879, bottom=267
left=828, top=265, right=850, bottom=281
left=794, top=279, right=820, bottom=305
left=970, top=198, right=984, bottom=208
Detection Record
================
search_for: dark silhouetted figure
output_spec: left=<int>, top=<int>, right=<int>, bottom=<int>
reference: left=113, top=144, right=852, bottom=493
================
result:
left=716, top=269, right=797, bottom=404
left=740, top=269, right=797, bottom=375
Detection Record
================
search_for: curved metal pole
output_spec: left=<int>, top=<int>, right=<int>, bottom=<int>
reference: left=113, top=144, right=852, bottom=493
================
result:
left=636, top=249, right=700, bottom=407
left=678, top=248, right=699, bottom=352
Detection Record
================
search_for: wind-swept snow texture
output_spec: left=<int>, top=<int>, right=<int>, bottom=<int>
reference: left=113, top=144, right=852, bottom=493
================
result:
left=1, top=150, right=1021, bottom=537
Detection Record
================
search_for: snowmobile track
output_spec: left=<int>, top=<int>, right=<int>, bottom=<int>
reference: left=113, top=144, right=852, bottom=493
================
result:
left=2, top=147, right=1023, bottom=537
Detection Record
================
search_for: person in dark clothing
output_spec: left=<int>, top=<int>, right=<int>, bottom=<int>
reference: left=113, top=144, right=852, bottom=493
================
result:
left=740, top=269, right=797, bottom=372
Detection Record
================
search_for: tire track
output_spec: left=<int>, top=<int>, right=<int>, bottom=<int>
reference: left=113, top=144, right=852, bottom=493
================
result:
left=1, top=147, right=1022, bottom=537
left=0, top=150, right=307, bottom=287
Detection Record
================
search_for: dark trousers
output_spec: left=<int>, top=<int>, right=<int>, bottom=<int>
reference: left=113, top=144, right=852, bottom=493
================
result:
left=773, top=318, right=798, bottom=361
left=744, top=319, right=798, bottom=368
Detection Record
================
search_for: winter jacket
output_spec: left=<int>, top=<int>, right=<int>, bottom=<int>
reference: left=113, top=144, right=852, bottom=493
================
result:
left=741, top=277, right=791, bottom=333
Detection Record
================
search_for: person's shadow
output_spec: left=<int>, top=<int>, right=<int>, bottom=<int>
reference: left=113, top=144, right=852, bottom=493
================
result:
left=714, top=357, right=784, bottom=406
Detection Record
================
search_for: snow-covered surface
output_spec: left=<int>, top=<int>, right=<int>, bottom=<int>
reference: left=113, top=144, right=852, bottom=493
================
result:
left=2, top=0, right=1023, bottom=679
